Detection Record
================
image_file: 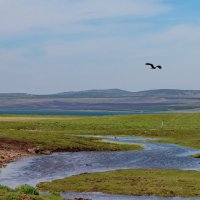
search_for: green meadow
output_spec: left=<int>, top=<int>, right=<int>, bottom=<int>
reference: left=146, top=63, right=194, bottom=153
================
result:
left=37, top=169, right=200, bottom=197
left=1, top=113, right=200, bottom=198
left=1, top=113, right=200, bottom=149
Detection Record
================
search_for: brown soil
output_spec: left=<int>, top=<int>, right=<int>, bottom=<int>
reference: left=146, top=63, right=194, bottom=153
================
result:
left=19, top=194, right=36, bottom=200
left=0, top=137, right=74, bottom=168
left=0, top=138, right=36, bottom=168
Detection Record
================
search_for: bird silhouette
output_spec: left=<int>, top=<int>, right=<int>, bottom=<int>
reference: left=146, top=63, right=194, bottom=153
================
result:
left=146, top=63, right=162, bottom=69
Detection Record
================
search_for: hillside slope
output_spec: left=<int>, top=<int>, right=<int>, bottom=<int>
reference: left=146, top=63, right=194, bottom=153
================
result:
left=1, top=89, right=200, bottom=113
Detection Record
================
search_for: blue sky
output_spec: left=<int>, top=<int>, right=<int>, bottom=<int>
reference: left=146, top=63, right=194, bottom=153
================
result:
left=0, top=0, right=200, bottom=94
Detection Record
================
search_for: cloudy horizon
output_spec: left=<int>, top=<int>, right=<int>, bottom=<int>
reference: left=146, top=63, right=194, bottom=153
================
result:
left=0, top=0, right=200, bottom=94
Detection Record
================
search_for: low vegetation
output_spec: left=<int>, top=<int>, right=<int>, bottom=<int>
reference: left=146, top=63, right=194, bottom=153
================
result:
left=0, top=184, right=66, bottom=200
left=191, top=153, right=200, bottom=158
left=1, top=113, right=200, bottom=150
left=2, top=114, right=200, bottom=198
left=37, top=169, right=200, bottom=197
left=0, top=115, right=146, bottom=152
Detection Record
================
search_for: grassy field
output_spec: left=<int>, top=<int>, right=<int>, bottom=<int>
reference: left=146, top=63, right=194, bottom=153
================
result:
left=0, top=115, right=145, bottom=152
left=37, top=169, right=200, bottom=197
left=1, top=113, right=200, bottom=149
left=1, top=113, right=200, bottom=198
left=0, top=184, right=67, bottom=200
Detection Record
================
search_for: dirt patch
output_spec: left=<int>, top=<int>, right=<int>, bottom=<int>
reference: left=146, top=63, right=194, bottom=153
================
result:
left=0, top=149, right=31, bottom=168
left=19, top=194, right=36, bottom=200
left=0, top=138, right=37, bottom=168
left=0, top=138, right=71, bottom=168
left=0, top=137, right=87, bottom=168
left=0, top=138, right=34, bottom=151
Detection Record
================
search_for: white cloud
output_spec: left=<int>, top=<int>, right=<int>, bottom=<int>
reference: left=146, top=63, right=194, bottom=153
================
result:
left=1, top=1, right=200, bottom=93
left=0, top=0, right=170, bottom=36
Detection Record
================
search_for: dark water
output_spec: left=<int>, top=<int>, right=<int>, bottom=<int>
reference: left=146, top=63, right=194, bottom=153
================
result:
left=61, top=192, right=200, bottom=200
left=1, top=136, right=200, bottom=200
left=0, top=109, right=154, bottom=116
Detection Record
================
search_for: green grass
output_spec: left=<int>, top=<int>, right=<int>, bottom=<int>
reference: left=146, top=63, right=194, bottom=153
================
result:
left=191, top=153, right=200, bottom=158
left=0, top=184, right=67, bottom=200
left=37, top=169, right=200, bottom=197
left=15, top=184, right=39, bottom=195
left=1, top=113, right=200, bottom=150
left=0, top=115, right=144, bottom=151
left=2, top=114, right=200, bottom=198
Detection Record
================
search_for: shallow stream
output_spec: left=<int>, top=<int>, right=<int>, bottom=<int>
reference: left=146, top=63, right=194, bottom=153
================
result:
left=1, top=135, right=200, bottom=200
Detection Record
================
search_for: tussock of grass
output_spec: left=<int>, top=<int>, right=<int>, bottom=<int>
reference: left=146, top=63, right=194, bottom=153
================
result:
left=15, top=184, right=39, bottom=195
left=37, top=169, right=200, bottom=197
left=0, top=184, right=68, bottom=200
left=191, top=153, right=200, bottom=158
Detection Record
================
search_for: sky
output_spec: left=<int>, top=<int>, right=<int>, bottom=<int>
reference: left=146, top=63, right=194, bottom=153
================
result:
left=0, top=0, right=200, bottom=94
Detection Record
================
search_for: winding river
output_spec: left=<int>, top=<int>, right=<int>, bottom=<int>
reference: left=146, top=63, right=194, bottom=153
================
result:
left=1, top=135, right=200, bottom=200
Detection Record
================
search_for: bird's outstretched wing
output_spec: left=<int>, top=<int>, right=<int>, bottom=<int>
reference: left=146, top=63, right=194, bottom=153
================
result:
left=145, top=63, right=155, bottom=69
left=156, top=65, right=162, bottom=69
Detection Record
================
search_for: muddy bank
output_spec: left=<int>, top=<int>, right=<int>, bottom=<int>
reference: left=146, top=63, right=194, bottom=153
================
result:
left=0, top=138, right=33, bottom=168
left=0, top=149, right=30, bottom=168
left=0, top=137, right=101, bottom=169
left=0, top=138, right=55, bottom=168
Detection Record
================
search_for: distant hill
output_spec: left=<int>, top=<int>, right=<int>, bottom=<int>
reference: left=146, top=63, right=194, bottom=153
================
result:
left=0, top=89, right=132, bottom=98
left=132, top=89, right=200, bottom=98
left=1, top=89, right=200, bottom=113
left=140, top=89, right=183, bottom=96
left=45, top=89, right=200, bottom=98
left=53, top=89, right=133, bottom=98
left=2, top=89, right=200, bottom=99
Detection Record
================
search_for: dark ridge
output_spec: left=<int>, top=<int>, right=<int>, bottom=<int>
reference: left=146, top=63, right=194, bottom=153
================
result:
left=2, top=89, right=200, bottom=98
left=1, top=89, right=200, bottom=113
left=53, top=89, right=133, bottom=98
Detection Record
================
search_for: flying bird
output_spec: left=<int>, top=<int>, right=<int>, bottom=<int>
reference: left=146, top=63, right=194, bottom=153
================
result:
left=146, top=63, right=162, bottom=69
